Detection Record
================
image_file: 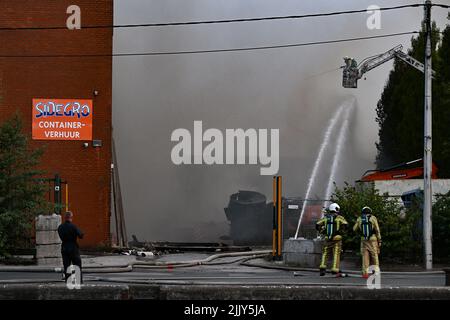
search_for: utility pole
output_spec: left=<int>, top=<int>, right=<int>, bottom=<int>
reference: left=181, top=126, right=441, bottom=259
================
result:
left=423, top=0, right=433, bottom=270
left=341, top=0, right=435, bottom=270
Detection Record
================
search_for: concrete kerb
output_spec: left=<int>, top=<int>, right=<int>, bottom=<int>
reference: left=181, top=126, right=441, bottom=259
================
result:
left=157, top=285, right=450, bottom=300
left=0, top=283, right=130, bottom=300
left=0, top=283, right=450, bottom=300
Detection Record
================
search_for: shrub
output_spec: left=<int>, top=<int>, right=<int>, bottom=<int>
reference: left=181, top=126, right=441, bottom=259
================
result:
left=432, top=192, right=450, bottom=261
left=331, top=182, right=422, bottom=262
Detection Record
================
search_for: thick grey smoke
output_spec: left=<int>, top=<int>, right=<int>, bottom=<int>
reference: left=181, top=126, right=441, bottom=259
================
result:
left=112, top=0, right=449, bottom=241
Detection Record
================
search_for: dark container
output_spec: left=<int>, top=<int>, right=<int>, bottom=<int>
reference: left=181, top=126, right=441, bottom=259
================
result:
left=224, top=191, right=272, bottom=245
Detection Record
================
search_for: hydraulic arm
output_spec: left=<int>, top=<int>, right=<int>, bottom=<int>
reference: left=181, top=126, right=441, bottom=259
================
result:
left=342, top=45, right=435, bottom=88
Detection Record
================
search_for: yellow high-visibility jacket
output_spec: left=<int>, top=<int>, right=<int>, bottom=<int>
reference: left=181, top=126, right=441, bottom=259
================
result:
left=316, top=214, right=348, bottom=241
left=353, top=215, right=381, bottom=242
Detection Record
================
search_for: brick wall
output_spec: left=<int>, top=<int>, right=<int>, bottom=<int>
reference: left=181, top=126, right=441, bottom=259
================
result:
left=0, top=0, right=113, bottom=247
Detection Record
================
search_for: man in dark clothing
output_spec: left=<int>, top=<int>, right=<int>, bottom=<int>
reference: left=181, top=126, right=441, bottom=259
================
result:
left=57, top=211, right=84, bottom=282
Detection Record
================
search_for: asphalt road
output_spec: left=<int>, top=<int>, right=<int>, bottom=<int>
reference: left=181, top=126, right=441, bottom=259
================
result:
left=0, top=255, right=446, bottom=288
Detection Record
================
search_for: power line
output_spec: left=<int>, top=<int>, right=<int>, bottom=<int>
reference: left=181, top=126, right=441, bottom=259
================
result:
left=433, top=4, right=450, bottom=8
left=0, top=4, right=429, bottom=31
left=0, top=31, right=419, bottom=58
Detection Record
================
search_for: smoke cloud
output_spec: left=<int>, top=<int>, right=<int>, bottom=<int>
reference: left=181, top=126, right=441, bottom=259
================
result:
left=112, top=0, right=449, bottom=241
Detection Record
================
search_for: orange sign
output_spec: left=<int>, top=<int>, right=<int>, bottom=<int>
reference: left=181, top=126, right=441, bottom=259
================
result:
left=32, top=99, right=93, bottom=141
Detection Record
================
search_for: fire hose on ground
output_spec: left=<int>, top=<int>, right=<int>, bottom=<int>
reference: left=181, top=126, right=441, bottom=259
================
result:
left=0, top=249, right=445, bottom=287
left=0, top=250, right=272, bottom=274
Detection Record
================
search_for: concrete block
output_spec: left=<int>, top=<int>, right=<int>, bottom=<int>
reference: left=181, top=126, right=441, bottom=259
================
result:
left=284, top=252, right=321, bottom=267
left=36, top=231, right=61, bottom=245
left=283, top=238, right=322, bottom=254
left=35, top=214, right=61, bottom=231
left=36, top=244, right=61, bottom=259
left=283, top=238, right=323, bottom=268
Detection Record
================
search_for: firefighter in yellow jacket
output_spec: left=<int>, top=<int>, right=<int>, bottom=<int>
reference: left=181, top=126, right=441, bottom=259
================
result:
left=316, top=203, right=348, bottom=277
left=353, top=206, right=381, bottom=278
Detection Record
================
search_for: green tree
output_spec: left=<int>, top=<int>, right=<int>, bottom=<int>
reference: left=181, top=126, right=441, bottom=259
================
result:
left=0, top=114, right=48, bottom=256
left=376, top=21, right=450, bottom=177
left=331, top=183, right=422, bottom=261
left=433, top=22, right=450, bottom=177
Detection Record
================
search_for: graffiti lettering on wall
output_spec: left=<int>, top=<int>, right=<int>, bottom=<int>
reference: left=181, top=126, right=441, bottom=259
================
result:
left=32, top=99, right=93, bottom=141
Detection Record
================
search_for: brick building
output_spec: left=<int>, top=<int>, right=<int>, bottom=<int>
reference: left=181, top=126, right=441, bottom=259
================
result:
left=0, top=1, right=113, bottom=246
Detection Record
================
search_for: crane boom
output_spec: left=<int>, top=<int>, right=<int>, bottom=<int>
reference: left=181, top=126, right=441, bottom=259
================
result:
left=342, top=45, right=435, bottom=88
left=358, top=45, right=403, bottom=76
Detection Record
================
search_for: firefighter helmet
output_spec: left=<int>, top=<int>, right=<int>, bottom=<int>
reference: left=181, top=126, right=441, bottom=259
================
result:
left=329, top=203, right=340, bottom=213
left=362, top=206, right=372, bottom=214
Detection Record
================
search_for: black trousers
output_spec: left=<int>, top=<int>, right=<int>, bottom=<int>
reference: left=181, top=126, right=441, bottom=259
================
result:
left=62, top=249, right=82, bottom=283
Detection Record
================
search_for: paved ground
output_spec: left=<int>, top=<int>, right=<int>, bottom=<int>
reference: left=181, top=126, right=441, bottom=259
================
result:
left=0, top=253, right=446, bottom=288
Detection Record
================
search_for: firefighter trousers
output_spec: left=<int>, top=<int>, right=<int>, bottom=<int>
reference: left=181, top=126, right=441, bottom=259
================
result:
left=361, top=239, right=380, bottom=274
left=319, top=239, right=342, bottom=273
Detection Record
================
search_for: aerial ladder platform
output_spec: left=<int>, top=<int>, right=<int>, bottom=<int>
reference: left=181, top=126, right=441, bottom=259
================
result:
left=342, top=44, right=435, bottom=88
